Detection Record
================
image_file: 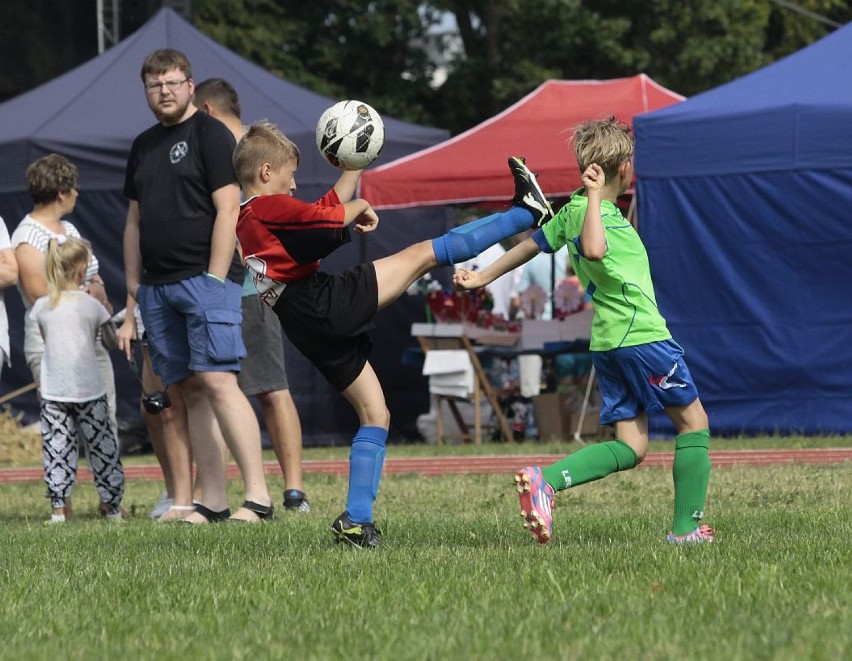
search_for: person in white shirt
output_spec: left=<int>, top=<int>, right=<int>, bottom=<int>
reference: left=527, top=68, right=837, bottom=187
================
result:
left=30, top=236, right=124, bottom=524
left=0, top=217, right=18, bottom=379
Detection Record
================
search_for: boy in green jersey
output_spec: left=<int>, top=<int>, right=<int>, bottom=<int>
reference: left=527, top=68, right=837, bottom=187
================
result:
left=454, top=117, right=713, bottom=544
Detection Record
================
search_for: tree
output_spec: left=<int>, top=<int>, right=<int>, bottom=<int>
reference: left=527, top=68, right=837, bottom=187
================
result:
left=193, top=0, right=442, bottom=125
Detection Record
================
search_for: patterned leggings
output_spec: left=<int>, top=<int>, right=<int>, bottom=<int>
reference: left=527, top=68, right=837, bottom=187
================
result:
left=40, top=396, right=125, bottom=511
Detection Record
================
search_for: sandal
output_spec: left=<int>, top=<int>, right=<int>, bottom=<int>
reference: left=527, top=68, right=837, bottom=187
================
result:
left=157, top=505, right=195, bottom=522
left=229, top=500, right=274, bottom=522
left=183, top=503, right=231, bottom=523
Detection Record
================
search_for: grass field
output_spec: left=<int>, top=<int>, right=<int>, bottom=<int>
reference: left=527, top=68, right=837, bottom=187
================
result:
left=0, top=443, right=849, bottom=660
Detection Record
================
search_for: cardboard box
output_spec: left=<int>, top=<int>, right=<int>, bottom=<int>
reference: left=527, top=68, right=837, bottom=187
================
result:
left=532, top=393, right=602, bottom=441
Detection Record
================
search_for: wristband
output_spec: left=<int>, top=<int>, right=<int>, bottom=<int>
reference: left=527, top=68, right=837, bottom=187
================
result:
left=204, top=272, right=225, bottom=284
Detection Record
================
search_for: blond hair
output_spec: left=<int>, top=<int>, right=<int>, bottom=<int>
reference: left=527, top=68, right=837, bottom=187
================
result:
left=570, top=116, right=634, bottom=182
left=233, top=121, right=301, bottom=189
left=45, top=237, right=91, bottom=308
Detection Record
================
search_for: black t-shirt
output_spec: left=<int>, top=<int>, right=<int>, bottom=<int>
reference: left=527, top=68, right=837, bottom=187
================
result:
left=124, top=111, right=242, bottom=284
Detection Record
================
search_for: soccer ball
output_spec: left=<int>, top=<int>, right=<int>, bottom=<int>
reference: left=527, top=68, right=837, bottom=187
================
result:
left=315, top=100, right=385, bottom=170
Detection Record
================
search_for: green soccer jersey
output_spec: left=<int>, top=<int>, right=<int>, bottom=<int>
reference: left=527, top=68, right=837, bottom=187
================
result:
left=541, top=190, right=671, bottom=351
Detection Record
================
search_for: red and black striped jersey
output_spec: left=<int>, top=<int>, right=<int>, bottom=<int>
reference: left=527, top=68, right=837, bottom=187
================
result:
left=236, top=190, right=350, bottom=307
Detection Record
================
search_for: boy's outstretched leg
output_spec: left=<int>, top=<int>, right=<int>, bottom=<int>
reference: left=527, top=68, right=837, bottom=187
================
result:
left=515, top=466, right=556, bottom=544
left=508, top=156, right=554, bottom=227
left=515, top=441, right=639, bottom=543
left=431, top=157, right=553, bottom=265
left=667, top=429, right=714, bottom=543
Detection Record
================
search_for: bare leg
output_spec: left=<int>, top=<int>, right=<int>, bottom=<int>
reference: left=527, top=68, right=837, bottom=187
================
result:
left=614, top=413, right=650, bottom=463
left=373, top=241, right=438, bottom=310
left=258, top=389, right=304, bottom=492
left=177, top=376, right=229, bottom=522
left=154, top=380, right=192, bottom=507
left=141, top=348, right=172, bottom=496
left=190, top=371, right=271, bottom=522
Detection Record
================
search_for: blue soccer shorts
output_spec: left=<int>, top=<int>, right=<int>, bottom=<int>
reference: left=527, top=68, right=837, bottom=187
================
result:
left=593, top=339, right=700, bottom=424
left=137, top=273, right=246, bottom=386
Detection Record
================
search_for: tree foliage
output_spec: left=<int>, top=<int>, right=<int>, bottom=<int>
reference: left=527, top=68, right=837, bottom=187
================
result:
left=1, top=0, right=850, bottom=134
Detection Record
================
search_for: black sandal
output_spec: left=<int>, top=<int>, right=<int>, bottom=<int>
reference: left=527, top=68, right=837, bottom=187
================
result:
left=184, top=503, right=231, bottom=523
left=229, top=500, right=274, bottom=522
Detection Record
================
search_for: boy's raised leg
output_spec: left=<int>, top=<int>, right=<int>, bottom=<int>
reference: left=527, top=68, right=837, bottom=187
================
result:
left=431, top=158, right=554, bottom=266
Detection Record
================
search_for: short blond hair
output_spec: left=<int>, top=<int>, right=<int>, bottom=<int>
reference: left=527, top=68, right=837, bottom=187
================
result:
left=570, top=116, right=634, bottom=182
left=233, top=121, right=301, bottom=189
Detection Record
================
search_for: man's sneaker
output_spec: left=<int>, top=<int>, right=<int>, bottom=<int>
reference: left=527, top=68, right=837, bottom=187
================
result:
left=515, top=466, right=555, bottom=544
left=509, top=156, right=554, bottom=227
left=149, top=491, right=174, bottom=520
left=331, top=511, right=382, bottom=548
left=283, top=489, right=311, bottom=513
left=667, top=524, right=715, bottom=544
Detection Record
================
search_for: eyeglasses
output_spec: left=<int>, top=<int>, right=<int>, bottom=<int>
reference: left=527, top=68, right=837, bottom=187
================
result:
left=144, top=79, right=189, bottom=93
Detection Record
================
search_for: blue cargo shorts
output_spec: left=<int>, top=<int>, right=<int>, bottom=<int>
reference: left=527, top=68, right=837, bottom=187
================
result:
left=137, top=273, right=246, bottom=386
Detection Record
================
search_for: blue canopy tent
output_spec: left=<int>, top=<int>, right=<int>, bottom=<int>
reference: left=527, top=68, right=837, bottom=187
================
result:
left=634, top=22, right=852, bottom=434
left=0, top=8, right=451, bottom=445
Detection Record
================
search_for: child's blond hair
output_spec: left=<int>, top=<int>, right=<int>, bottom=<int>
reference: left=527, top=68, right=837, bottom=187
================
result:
left=234, top=121, right=301, bottom=189
left=570, top=116, right=634, bottom=182
left=45, top=237, right=91, bottom=308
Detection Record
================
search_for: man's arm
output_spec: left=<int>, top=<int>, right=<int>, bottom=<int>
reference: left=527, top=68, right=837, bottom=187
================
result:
left=124, top=200, right=143, bottom=299
left=207, top=183, right=241, bottom=280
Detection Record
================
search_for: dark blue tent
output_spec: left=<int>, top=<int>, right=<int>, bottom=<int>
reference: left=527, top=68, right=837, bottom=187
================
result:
left=0, top=8, right=451, bottom=445
left=634, top=22, right=852, bottom=435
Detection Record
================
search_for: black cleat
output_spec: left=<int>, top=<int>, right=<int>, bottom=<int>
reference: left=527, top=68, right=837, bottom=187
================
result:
left=509, top=156, right=554, bottom=227
left=283, top=489, right=311, bottom=513
left=331, top=511, right=382, bottom=548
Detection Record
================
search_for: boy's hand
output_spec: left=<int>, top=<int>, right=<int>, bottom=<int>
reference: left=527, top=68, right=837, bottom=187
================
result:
left=582, top=163, right=605, bottom=192
left=452, top=268, right=482, bottom=291
left=353, top=207, right=379, bottom=234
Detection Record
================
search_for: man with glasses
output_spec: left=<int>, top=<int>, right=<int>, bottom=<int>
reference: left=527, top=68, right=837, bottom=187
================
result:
left=122, top=48, right=273, bottom=523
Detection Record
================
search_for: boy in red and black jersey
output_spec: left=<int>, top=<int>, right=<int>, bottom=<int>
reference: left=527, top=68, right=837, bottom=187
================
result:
left=235, top=120, right=552, bottom=546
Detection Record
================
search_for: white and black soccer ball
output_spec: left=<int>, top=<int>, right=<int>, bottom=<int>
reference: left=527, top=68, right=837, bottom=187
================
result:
left=315, top=100, right=385, bottom=170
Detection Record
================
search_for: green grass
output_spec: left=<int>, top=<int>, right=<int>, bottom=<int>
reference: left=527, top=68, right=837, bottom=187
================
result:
left=0, top=458, right=849, bottom=660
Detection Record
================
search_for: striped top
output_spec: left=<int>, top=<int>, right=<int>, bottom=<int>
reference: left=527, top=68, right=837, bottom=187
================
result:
left=10, top=215, right=100, bottom=355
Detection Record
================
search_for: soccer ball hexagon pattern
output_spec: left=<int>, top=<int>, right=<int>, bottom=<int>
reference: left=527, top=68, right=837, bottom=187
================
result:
left=315, top=100, right=385, bottom=171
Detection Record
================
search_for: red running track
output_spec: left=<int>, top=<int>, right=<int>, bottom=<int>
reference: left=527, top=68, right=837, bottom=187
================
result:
left=0, top=448, right=850, bottom=484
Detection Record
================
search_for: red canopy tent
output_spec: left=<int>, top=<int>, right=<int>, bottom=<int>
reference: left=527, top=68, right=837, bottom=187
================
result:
left=359, top=75, right=683, bottom=209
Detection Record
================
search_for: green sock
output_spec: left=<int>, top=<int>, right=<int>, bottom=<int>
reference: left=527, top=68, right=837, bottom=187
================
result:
left=671, top=429, right=711, bottom=536
left=542, top=440, right=639, bottom=491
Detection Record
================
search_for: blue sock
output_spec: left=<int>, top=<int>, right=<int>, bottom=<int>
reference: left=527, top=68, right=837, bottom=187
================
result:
left=345, top=426, right=388, bottom=523
left=431, top=207, right=534, bottom=265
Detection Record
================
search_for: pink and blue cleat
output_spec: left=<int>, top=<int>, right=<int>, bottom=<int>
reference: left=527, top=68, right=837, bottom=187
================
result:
left=667, top=524, right=715, bottom=544
left=515, top=466, right=555, bottom=544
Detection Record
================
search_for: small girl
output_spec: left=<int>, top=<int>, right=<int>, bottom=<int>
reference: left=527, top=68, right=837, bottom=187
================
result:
left=29, top=236, right=125, bottom=523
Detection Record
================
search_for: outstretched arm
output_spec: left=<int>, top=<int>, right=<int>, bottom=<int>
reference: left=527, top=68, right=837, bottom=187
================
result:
left=334, top=170, right=362, bottom=203
left=579, top=164, right=607, bottom=261
left=453, top=237, right=539, bottom=291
